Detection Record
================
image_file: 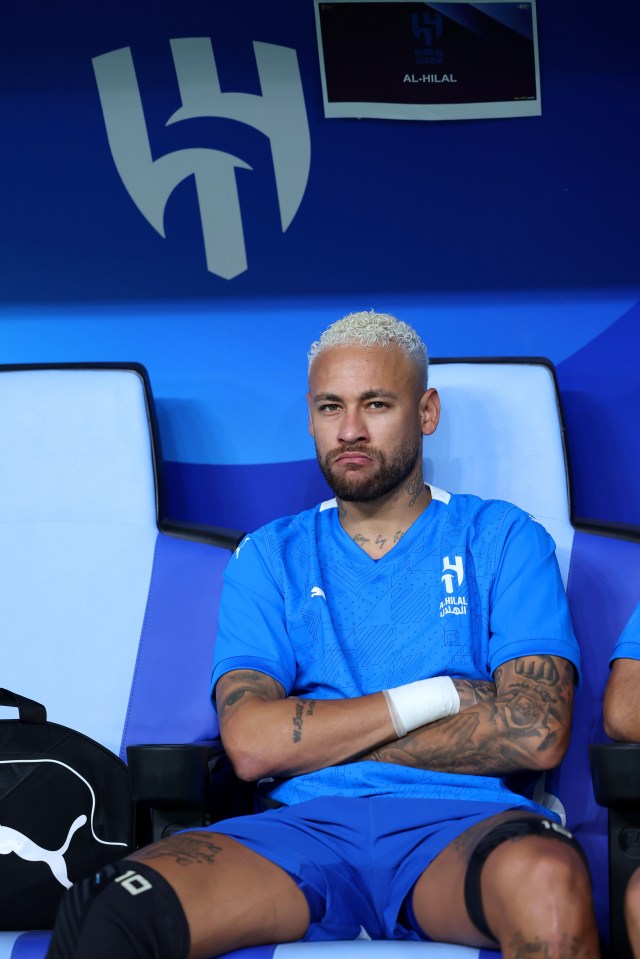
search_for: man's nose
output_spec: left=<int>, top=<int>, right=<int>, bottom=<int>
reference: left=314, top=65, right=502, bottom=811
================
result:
left=337, top=408, right=369, bottom=444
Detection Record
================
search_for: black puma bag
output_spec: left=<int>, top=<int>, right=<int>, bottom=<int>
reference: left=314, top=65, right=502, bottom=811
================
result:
left=0, top=688, right=135, bottom=929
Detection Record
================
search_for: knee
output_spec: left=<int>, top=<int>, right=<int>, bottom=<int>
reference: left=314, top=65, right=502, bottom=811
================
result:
left=483, top=838, right=595, bottom=940
left=46, top=860, right=190, bottom=959
left=519, top=841, right=592, bottom=903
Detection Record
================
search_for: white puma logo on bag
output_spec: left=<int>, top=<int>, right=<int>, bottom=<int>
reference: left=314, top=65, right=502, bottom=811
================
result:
left=0, top=814, right=87, bottom=888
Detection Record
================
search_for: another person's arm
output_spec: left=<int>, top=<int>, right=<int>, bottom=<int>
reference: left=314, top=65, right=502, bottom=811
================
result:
left=603, top=658, right=640, bottom=741
left=603, top=602, right=640, bottom=741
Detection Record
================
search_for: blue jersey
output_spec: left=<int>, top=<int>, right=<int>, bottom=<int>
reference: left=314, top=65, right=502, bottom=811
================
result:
left=610, top=601, right=640, bottom=663
left=212, top=487, right=580, bottom=808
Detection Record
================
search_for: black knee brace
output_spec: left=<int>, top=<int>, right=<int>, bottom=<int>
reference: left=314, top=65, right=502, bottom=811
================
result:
left=45, top=859, right=190, bottom=959
left=463, top=817, right=588, bottom=944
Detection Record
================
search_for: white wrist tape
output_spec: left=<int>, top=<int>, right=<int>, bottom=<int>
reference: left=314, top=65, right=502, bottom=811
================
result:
left=383, top=676, right=460, bottom=737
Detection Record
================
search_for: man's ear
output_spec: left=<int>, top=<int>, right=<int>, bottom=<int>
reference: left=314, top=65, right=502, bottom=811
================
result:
left=419, top=388, right=440, bottom=437
left=307, top=393, right=315, bottom=437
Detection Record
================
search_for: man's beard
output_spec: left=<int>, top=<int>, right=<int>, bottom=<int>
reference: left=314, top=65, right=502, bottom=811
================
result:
left=316, top=438, right=421, bottom=503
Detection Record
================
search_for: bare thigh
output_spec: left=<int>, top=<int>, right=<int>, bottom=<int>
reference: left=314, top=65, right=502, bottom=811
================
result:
left=129, top=831, right=310, bottom=959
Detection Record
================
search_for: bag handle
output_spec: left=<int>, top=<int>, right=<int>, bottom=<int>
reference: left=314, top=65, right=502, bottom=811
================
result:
left=0, top=688, right=47, bottom=723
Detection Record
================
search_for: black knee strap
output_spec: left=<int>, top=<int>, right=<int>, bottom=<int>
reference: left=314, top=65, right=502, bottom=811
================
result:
left=463, top=817, right=588, bottom=944
left=46, top=859, right=190, bottom=959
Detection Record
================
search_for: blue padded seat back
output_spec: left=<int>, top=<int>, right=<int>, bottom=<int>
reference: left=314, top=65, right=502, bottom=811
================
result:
left=0, top=368, right=164, bottom=753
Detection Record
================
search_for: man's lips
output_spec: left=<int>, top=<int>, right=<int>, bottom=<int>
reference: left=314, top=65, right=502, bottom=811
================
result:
left=332, top=452, right=373, bottom=466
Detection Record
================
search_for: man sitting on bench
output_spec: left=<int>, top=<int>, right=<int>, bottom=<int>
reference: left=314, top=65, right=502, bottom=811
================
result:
left=48, top=312, right=600, bottom=959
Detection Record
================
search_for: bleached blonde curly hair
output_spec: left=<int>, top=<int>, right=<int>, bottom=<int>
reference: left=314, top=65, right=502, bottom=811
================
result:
left=308, top=310, right=428, bottom=387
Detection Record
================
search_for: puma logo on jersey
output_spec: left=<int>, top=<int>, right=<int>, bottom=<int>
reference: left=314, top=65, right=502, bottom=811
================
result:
left=310, top=586, right=326, bottom=600
left=235, top=536, right=252, bottom=559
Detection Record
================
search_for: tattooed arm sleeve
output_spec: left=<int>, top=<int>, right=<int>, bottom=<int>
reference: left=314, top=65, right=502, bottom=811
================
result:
left=363, top=654, right=575, bottom=776
left=215, top=668, right=398, bottom=782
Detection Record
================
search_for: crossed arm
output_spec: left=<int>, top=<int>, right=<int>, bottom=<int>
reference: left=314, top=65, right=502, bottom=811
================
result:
left=215, top=654, right=574, bottom=782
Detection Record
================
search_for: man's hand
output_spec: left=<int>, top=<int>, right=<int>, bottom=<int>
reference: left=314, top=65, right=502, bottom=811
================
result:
left=361, top=655, right=574, bottom=776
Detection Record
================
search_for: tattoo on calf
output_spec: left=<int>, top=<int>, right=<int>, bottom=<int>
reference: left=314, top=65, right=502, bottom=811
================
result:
left=136, top=834, right=224, bottom=867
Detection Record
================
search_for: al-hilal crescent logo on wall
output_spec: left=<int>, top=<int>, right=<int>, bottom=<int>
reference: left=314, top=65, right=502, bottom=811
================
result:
left=93, top=38, right=311, bottom=280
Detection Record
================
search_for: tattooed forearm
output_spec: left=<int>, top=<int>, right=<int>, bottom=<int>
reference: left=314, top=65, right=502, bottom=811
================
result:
left=453, top=679, right=497, bottom=710
left=293, top=701, right=304, bottom=742
left=134, top=833, right=224, bottom=867
left=363, top=656, right=575, bottom=777
left=292, top=699, right=317, bottom=743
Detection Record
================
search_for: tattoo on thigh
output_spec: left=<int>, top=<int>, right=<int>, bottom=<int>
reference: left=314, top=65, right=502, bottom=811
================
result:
left=507, top=933, right=582, bottom=957
left=135, top=834, right=224, bottom=867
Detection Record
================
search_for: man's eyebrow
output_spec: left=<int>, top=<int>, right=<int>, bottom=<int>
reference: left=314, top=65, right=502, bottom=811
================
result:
left=311, top=389, right=399, bottom=403
left=312, top=392, right=342, bottom=403
left=360, top=389, right=398, bottom=401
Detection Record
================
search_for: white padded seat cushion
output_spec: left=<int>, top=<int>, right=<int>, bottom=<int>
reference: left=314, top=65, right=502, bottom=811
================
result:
left=0, top=369, right=157, bottom=524
left=426, top=363, right=573, bottom=586
left=0, top=369, right=159, bottom=751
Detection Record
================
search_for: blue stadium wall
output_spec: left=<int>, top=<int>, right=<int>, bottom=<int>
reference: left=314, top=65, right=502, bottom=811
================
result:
left=1, top=0, right=638, bottom=536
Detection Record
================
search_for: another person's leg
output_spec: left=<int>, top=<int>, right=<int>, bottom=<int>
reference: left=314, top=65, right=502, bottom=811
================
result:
left=625, top=865, right=640, bottom=958
left=410, top=809, right=600, bottom=958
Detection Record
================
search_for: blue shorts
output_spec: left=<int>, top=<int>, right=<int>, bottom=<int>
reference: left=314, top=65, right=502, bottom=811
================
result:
left=205, top=796, right=522, bottom=941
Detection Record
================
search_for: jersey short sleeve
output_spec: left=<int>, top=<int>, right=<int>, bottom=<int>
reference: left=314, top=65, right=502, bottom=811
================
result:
left=609, top=601, right=640, bottom=664
left=488, top=506, right=581, bottom=680
left=211, top=531, right=297, bottom=702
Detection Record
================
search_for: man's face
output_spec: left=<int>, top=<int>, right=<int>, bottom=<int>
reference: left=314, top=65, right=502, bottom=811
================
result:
left=307, top=344, right=438, bottom=503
